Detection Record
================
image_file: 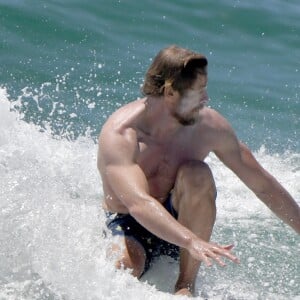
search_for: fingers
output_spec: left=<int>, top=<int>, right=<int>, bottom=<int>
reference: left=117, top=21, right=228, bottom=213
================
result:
left=223, top=244, right=234, bottom=251
left=207, top=251, right=226, bottom=267
left=199, top=251, right=225, bottom=267
left=201, top=254, right=213, bottom=267
left=212, top=245, right=240, bottom=264
left=197, top=243, right=240, bottom=267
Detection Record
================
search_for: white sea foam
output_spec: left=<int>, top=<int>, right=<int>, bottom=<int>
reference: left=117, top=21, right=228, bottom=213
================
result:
left=0, top=88, right=299, bottom=299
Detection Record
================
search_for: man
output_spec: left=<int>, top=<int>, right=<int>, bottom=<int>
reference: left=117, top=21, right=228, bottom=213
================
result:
left=98, top=45, right=300, bottom=296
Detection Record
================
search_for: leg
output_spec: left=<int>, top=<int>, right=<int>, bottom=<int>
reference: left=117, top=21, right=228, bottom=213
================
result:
left=108, top=235, right=146, bottom=278
left=172, top=161, right=217, bottom=296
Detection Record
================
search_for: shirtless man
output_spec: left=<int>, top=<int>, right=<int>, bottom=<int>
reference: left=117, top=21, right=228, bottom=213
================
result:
left=98, top=45, right=300, bottom=296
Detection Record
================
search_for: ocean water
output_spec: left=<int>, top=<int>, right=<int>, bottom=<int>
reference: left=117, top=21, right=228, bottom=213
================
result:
left=0, top=0, right=299, bottom=299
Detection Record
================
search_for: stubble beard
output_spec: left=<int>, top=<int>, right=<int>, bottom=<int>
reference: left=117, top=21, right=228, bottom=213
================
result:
left=173, top=111, right=198, bottom=126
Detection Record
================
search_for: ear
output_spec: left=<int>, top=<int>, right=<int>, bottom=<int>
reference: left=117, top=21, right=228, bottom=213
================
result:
left=164, top=84, right=176, bottom=98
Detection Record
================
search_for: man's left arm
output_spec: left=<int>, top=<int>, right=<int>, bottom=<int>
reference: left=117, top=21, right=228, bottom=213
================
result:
left=214, top=126, right=300, bottom=234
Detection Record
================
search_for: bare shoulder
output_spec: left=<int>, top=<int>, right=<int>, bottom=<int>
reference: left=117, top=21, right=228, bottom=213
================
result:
left=99, top=99, right=146, bottom=145
left=98, top=98, right=146, bottom=168
left=100, top=98, right=145, bottom=136
left=199, top=107, right=235, bottom=134
left=196, top=107, right=240, bottom=156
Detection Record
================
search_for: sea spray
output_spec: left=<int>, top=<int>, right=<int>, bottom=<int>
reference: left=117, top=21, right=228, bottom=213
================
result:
left=0, top=88, right=299, bottom=299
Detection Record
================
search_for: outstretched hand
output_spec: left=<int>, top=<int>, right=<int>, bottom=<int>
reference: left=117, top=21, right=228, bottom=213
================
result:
left=188, top=239, right=240, bottom=267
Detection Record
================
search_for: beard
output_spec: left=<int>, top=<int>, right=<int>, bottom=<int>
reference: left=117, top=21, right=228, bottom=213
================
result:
left=173, top=111, right=198, bottom=126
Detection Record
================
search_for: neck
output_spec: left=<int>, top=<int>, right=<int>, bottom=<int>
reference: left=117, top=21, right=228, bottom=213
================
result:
left=140, top=96, right=183, bottom=140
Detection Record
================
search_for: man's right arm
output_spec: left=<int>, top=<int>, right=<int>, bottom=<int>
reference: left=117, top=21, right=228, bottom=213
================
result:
left=98, top=125, right=239, bottom=267
left=98, top=125, right=196, bottom=249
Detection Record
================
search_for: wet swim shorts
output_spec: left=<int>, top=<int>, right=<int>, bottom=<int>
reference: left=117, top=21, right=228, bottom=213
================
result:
left=105, top=196, right=179, bottom=273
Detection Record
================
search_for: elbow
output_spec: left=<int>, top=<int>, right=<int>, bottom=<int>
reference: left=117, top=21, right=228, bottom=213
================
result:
left=127, top=203, right=144, bottom=219
left=127, top=199, right=155, bottom=220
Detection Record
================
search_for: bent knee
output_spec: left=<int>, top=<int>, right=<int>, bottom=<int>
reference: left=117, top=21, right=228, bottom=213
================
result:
left=177, top=160, right=215, bottom=186
left=173, top=161, right=217, bottom=212
left=174, top=160, right=217, bottom=202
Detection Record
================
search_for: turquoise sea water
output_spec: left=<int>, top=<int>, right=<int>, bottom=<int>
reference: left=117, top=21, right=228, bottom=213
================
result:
left=0, top=1, right=299, bottom=299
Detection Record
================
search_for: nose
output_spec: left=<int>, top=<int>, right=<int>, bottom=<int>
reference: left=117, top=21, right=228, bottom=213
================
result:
left=201, top=90, right=209, bottom=102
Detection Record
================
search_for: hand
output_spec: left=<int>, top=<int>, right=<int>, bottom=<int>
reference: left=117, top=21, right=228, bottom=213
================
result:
left=188, top=239, right=240, bottom=267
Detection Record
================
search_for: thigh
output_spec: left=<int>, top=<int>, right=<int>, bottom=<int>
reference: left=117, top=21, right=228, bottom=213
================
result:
left=105, top=212, right=156, bottom=274
left=105, top=204, right=179, bottom=274
left=108, top=234, right=146, bottom=278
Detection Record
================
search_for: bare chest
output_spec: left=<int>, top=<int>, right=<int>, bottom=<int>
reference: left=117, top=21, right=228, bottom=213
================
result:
left=136, top=133, right=208, bottom=200
left=137, top=142, right=185, bottom=179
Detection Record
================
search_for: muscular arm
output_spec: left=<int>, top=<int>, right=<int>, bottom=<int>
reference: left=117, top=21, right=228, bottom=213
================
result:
left=214, top=121, right=300, bottom=234
left=98, top=123, right=239, bottom=266
left=99, top=125, right=203, bottom=247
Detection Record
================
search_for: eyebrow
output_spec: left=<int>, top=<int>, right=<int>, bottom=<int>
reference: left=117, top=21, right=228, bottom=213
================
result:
left=191, top=84, right=207, bottom=90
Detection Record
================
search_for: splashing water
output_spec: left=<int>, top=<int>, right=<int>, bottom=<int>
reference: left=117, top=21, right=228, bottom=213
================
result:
left=0, top=88, right=299, bottom=299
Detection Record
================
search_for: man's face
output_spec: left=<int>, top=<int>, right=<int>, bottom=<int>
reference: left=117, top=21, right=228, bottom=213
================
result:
left=172, top=74, right=209, bottom=126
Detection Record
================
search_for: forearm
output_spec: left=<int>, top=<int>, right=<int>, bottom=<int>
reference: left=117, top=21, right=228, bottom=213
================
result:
left=128, top=199, right=195, bottom=248
left=104, top=164, right=196, bottom=247
left=255, top=183, right=300, bottom=234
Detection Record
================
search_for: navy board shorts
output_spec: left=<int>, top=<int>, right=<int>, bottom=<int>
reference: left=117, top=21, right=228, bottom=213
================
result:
left=105, top=196, right=179, bottom=273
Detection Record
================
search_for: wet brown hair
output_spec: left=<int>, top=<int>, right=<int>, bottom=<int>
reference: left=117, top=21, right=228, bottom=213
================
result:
left=141, top=45, right=207, bottom=97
